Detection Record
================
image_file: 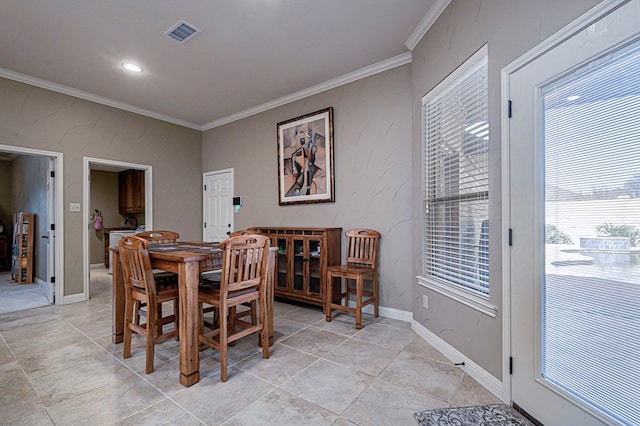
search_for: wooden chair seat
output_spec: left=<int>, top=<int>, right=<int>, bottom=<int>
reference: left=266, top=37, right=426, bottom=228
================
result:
left=119, top=235, right=180, bottom=374
left=325, top=229, right=380, bottom=329
left=198, top=234, right=270, bottom=382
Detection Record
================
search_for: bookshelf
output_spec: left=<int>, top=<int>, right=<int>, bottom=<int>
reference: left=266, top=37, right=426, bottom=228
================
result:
left=11, top=212, right=35, bottom=284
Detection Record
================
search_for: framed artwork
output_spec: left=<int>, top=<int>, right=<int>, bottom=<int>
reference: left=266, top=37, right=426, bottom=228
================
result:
left=277, top=107, right=334, bottom=205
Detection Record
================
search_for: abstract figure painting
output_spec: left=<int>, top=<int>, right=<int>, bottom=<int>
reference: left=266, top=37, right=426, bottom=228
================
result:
left=277, top=107, right=335, bottom=205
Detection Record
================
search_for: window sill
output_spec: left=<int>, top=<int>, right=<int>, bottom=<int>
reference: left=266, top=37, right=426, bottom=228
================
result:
left=417, top=276, right=498, bottom=318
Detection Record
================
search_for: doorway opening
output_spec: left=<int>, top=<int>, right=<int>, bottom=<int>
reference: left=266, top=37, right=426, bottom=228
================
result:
left=0, top=144, right=63, bottom=312
left=83, top=158, right=152, bottom=300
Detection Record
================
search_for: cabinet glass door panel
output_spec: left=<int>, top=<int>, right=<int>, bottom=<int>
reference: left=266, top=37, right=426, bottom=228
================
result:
left=293, top=239, right=304, bottom=291
left=275, top=237, right=288, bottom=289
left=308, top=238, right=322, bottom=295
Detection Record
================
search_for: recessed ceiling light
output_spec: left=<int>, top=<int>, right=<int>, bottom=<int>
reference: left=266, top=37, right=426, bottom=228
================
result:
left=566, top=95, right=581, bottom=101
left=122, top=63, right=143, bottom=73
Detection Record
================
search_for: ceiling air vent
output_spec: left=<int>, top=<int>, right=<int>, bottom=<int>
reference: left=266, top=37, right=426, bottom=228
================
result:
left=165, top=20, right=201, bottom=44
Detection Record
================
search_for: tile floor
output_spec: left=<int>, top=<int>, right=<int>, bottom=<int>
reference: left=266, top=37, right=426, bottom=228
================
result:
left=0, top=268, right=500, bottom=425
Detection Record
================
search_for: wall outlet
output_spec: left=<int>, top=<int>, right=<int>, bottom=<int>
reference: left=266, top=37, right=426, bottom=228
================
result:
left=69, top=202, right=81, bottom=212
left=422, top=295, right=429, bottom=309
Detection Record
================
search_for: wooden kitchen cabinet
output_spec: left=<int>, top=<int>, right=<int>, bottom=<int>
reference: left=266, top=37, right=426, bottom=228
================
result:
left=249, top=227, right=341, bottom=307
left=118, top=169, right=145, bottom=214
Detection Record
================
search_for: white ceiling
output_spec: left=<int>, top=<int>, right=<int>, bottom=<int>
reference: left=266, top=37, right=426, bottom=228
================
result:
left=0, top=0, right=445, bottom=130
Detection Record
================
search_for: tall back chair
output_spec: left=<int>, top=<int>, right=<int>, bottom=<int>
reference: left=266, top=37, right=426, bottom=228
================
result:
left=324, top=229, right=380, bottom=329
left=119, top=235, right=180, bottom=374
left=135, top=230, right=180, bottom=329
left=198, top=234, right=270, bottom=382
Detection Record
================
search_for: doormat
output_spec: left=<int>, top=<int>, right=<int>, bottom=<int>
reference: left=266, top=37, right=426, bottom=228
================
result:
left=415, top=404, right=533, bottom=426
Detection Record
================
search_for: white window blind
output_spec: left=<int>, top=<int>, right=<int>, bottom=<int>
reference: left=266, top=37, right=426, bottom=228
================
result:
left=422, top=46, right=489, bottom=296
left=543, top=39, right=640, bottom=426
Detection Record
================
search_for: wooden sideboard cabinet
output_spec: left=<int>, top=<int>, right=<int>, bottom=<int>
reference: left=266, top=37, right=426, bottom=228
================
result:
left=249, top=227, right=342, bottom=307
left=118, top=169, right=145, bottom=214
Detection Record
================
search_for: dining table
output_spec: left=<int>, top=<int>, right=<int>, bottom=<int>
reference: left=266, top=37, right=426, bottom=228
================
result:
left=110, top=240, right=276, bottom=387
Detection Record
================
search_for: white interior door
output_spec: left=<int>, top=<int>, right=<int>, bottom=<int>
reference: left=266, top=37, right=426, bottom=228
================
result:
left=203, top=169, right=233, bottom=242
left=507, top=2, right=640, bottom=425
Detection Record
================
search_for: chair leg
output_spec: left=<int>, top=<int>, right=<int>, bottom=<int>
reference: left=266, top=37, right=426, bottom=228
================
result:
left=145, top=302, right=156, bottom=374
left=373, top=275, right=379, bottom=318
left=133, top=300, right=141, bottom=326
left=325, top=272, right=332, bottom=322
left=355, top=276, right=363, bottom=330
left=219, top=304, right=228, bottom=382
left=173, top=299, right=180, bottom=340
left=156, top=303, right=164, bottom=336
left=249, top=300, right=257, bottom=325
left=123, top=295, right=134, bottom=359
left=260, top=296, right=269, bottom=360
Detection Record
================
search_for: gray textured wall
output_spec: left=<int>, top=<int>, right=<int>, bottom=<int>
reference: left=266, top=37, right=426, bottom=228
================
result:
left=410, top=0, right=601, bottom=380
left=203, top=64, right=414, bottom=312
left=0, top=77, right=203, bottom=296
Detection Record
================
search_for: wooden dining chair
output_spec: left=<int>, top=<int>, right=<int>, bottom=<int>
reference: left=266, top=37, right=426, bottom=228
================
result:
left=324, top=229, right=380, bottom=329
left=198, top=234, right=270, bottom=382
left=119, top=235, right=180, bottom=374
left=200, top=229, right=257, bottom=329
left=135, top=230, right=180, bottom=331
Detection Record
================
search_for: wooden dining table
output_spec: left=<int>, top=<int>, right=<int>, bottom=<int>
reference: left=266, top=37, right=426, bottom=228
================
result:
left=110, top=241, right=276, bottom=387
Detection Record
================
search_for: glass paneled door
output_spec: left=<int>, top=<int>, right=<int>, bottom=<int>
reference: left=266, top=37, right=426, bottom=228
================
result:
left=507, top=1, right=640, bottom=425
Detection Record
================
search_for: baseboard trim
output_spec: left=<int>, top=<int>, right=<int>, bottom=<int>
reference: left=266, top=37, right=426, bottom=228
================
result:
left=347, top=301, right=413, bottom=323
left=63, top=292, right=87, bottom=305
left=411, top=320, right=505, bottom=401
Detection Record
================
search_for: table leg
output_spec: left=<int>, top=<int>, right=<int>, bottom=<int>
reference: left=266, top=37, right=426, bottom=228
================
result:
left=259, top=248, right=276, bottom=347
left=179, top=260, right=200, bottom=387
left=111, top=249, right=124, bottom=344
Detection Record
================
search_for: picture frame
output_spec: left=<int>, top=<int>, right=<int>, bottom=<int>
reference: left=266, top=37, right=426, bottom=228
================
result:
left=277, top=107, right=334, bottom=205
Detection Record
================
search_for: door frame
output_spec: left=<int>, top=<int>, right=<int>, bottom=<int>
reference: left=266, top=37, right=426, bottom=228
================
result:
left=82, top=157, right=153, bottom=300
left=501, top=0, right=631, bottom=410
left=202, top=168, right=234, bottom=241
left=0, top=143, right=64, bottom=305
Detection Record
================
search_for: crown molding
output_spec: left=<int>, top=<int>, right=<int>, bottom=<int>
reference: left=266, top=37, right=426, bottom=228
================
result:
left=202, top=52, right=412, bottom=130
left=1, top=51, right=413, bottom=132
left=405, top=0, right=452, bottom=51
left=0, top=68, right=202, bottom=130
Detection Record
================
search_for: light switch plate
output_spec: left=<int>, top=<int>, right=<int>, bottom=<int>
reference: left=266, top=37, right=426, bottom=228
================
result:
left=69, top=202, right=81, bottom=212
left=422, top=295, right=429, bottom=309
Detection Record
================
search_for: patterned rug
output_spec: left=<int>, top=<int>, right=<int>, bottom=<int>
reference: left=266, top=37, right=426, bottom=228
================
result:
left=415, top=404, right=534, bottom=426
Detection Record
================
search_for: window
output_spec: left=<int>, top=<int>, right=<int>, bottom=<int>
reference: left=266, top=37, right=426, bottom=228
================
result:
left=421, top=45, right=490, bottom=298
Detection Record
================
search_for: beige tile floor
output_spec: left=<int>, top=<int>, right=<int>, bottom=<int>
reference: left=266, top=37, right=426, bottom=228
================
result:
left=0, top=268, right=500, bottom=425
